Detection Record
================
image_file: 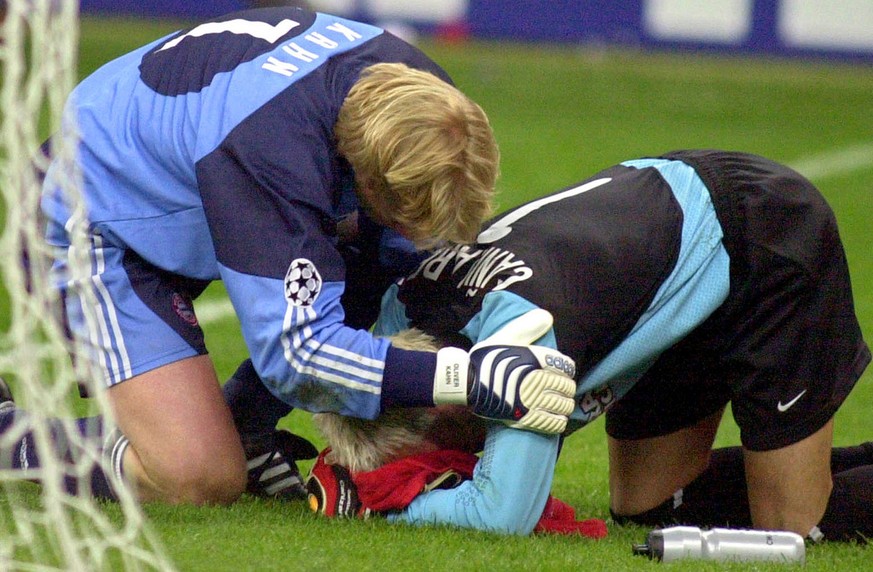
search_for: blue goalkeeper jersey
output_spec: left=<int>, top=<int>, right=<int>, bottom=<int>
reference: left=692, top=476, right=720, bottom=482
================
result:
left=375, top=154, right=731, bottom=532
left=41, top=8, right=451, bottom=418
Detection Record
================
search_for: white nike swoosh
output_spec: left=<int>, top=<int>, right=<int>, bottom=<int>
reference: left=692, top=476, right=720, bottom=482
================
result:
left=777, top=390, right=808, bottom=412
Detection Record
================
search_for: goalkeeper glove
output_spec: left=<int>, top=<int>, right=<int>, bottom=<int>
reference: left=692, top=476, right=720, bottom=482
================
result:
left=432, top=309, right=576, bottom=434
left=306, top=449, right=370, bottom=518
left=244, top=430, right=318, bottom=500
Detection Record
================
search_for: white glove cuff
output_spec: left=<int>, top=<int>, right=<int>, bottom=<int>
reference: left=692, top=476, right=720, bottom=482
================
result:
left=432, top=347, right=469, bottom=405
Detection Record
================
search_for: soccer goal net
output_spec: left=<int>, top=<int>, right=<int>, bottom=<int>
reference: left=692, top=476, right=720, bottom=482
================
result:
left=0, top=1, right=174, bottom=569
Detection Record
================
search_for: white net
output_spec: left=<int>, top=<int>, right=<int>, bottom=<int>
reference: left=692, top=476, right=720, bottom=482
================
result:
left=0, top=1, right=174, bottom=569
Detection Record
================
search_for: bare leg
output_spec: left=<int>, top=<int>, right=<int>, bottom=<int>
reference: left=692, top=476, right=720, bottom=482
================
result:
left=609, top=408, right=724, bottom=515
left=109, top=355, right=247, bottom=504
left=744, top=419, right=834, bottom=536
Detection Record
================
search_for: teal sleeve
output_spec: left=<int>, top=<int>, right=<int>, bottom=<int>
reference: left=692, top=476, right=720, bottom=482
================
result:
left=462, top=290, right=556, bottom=346
left=380, top=286, right=560, bottom=534
left=374, top=283, right=411, bottom=336
left=386, top=424, right=559, bottom=535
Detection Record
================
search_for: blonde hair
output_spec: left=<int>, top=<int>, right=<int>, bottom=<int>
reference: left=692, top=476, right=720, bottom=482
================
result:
left=335, top=62, right=499, bottom=248
left=313, top=405, right=441, bottom=473
left=312, top=329, right=487, bottom=472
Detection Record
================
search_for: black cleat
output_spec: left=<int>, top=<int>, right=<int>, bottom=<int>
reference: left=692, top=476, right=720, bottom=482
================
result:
left=244, top=430, right=318, bottom=500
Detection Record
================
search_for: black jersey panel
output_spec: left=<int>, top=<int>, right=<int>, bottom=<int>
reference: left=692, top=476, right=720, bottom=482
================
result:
left=498, top=166, right=683, bottom=372
left=397, top=165, right=684, bottom=373
left=397, top=255, right=483, bottom=342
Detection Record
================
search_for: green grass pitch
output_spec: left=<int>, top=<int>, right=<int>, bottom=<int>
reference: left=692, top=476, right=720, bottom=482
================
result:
left=4, top=14, right=873, bottom=571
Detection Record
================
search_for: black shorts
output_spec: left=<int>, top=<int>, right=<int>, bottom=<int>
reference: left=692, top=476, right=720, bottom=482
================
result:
left=605, top=150, right=871, bottom=451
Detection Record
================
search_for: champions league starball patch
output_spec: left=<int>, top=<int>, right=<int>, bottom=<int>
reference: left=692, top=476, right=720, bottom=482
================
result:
left=284, top=258, right=322, bottom=307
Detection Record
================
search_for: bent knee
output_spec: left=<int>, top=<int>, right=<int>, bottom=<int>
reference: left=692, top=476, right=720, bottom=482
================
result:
left=744, top=422, right=835, bottom=535
left=163, top=463, right=246, bottom=505
left=149, top=450, right=247, bottom=505
left=747, top=475, right=832, bottom=536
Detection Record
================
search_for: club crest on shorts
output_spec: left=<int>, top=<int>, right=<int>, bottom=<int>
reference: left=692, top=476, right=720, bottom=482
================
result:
left=284, top=258, right=322, bottom=307
left=172, top=292, right=198, bottom=326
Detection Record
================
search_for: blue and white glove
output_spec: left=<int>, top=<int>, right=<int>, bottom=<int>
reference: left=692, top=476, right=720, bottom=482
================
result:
left=432, top=309, right=576, bottom=434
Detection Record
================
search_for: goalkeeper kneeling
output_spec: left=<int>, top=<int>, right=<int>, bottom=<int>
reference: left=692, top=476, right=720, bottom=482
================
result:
left=308, top=150, right=872, bottom=542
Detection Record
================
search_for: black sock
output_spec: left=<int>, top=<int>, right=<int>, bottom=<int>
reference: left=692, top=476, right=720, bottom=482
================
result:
left=818, top=465, right=873, bottom=543
left=0, top=410, right=121, bottom=500
left=613, top=445, right=873, bottom=542
left=830, top=442, right=873, bottom=473
left=610, top=446, right=751, bottom=528
left=671, top=446, right=752, bottom=528
left=222, top=359, right=292, bottom=437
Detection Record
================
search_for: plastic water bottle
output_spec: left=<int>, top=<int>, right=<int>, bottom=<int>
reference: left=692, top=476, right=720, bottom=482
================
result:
left=632, top=526, right=806, bottom=564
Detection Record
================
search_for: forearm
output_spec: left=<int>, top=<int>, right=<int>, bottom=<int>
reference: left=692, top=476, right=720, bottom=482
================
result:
left=223, top=268, right=394, bottom=418
left=388, top=424, right=559, bottom=535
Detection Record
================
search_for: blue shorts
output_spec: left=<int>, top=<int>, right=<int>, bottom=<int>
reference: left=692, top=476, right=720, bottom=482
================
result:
left=50, top=226, right=211, bottom=387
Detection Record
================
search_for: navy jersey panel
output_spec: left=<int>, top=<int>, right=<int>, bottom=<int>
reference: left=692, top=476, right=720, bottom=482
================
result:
left=194, top=65, right=348, bottom=281
left=194, top=29, right=448, bottom=280
left=43, top=11, right=381, bottom=278
left=397, top=166, right=684, bottom=375
left=139, top=8, right=319, bottom=96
